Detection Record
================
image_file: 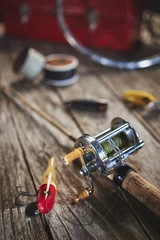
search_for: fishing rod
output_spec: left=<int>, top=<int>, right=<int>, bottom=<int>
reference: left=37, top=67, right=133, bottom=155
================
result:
left=0, top=83, right=76, bottom=142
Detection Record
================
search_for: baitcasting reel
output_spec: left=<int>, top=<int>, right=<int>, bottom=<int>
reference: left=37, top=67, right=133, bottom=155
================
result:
left=63, top=118, right=160, bottom=218
left=63, top=117, right=144, bottom=177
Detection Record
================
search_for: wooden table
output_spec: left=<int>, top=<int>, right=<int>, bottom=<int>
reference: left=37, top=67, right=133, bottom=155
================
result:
left=0, top=37, right=160, bottom=240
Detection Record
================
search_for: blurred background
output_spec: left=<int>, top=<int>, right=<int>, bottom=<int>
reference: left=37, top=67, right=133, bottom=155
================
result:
left=0, top=0, right=160, bottom=53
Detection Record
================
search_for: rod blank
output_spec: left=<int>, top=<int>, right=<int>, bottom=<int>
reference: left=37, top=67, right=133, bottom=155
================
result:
left=0, top=84, right=76, bottom=142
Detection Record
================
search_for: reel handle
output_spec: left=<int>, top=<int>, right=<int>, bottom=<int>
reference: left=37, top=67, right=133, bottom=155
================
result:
left=63, top=148, right=84, bottom=165
left=114, top=165, right=160, bottom=217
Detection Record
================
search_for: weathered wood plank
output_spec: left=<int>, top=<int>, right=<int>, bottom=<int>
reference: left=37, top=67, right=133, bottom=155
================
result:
left=28, top=42, right=160, bottom=239
left=0, top=100, right=52, bottom=240
left=92, top=68, right=160, bottom=142
left=8, top=100, right=150, bottom=240
left=121, top=191, right=160, bottom=240
left=0, top=49, right=81, bottom=148
left=43, top=42, right=160, bottom=185
left=50, top=44, right=160, bottom=239
left=0, top=37, right=160, bottom=239
left=3, top=100, right=94, bottom=240
left=56, top=68, right=160, bottom=186
left=56, top=64, right=160, bottom=240
left=48, top=40, right=160, bottom=142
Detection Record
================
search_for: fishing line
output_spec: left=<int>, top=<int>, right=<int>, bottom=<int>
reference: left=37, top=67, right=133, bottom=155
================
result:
left=60, top=186, right=122, bottom=227
left=90, top=126, right=137, bottom=225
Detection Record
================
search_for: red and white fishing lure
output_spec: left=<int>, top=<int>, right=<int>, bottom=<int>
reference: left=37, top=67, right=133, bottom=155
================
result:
left=25, top=157, right=56, bottom=217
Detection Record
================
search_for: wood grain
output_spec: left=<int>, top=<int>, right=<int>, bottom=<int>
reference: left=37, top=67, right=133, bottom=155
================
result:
left=90, top=65, right=160, bottom=142
left=0, top=100, right=51, bottom=240
left=8, top=100, right=150, bottom=240
left=0, top=37, right=160, bottom=240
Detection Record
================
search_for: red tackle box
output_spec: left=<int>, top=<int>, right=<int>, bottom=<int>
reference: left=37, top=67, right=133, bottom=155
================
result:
left=0, top=0, right=145, bottom=51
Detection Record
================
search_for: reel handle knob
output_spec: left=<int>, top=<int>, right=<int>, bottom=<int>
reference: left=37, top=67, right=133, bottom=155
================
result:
left=72, top=189, right=90, bottom=204
left=63, top=148, right=83, bottom=165
left=114, top=165, right=160, bottom=217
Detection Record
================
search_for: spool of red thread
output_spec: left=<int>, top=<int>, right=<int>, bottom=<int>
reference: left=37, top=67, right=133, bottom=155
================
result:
left=44, top=54, right=79, bottom=87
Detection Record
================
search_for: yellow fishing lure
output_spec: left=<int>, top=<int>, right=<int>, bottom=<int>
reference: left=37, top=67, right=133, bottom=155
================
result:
left=123, top=90, right=156, bottom=106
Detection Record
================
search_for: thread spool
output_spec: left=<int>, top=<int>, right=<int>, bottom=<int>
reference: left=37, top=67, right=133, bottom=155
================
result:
left=14, top=47, right=45, bottom=79
left=44, top=54, right=79, bottom=87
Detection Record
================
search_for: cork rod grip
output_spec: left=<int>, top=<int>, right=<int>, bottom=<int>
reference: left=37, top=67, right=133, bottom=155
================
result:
left=122, top=171, right=160, bottom=217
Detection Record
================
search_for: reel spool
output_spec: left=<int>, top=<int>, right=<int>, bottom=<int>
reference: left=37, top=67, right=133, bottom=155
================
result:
left=63, top=117, right=144, bottom=176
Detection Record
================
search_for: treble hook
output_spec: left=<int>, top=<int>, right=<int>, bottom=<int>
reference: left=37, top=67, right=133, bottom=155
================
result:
left=15, top=186, right=37, bottom=206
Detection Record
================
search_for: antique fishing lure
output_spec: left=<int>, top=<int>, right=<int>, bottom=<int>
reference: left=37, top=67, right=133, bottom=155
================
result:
left=63, top=117, right=160, bottom=217
left=123, top=90, right=160, bottom=115
left=64, top=99, right=108, bottom=112
left=23, top=157, right=57, bottom=218
left=123, top=90, right=156, bottom=106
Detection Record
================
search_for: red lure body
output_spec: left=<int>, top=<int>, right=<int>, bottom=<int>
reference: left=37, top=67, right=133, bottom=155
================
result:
left=37, top=184, right=56, bottom=214
left=36, top=157, right=57, bottom=215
